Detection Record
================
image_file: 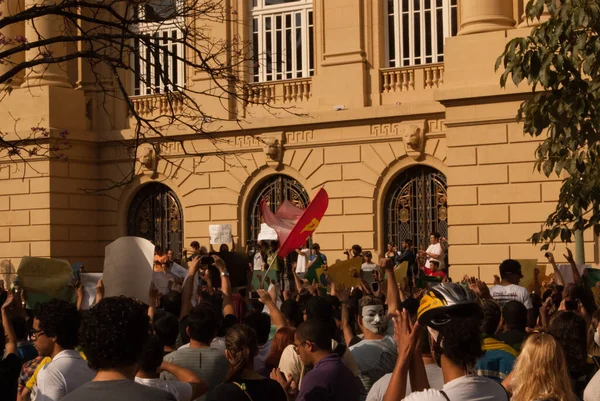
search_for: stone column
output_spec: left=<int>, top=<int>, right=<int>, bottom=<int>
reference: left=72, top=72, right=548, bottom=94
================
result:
left=458, top=0, right=515, bottom=36
left=0, top=0, right=25, bottom=87
left=21, top=0, right=71, bottom=88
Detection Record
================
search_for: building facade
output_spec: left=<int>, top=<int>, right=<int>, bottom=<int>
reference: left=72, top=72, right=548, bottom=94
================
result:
left=0, top=0, right=597, bottom=279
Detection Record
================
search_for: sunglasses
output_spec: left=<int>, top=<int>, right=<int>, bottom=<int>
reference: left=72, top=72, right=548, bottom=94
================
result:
left=29, top=329, right=45, bottom=340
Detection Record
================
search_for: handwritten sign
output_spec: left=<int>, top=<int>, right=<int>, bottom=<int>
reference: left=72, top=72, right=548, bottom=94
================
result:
left=103, top=237, right=154, bottom=304
left=328, top=257, right=363, bottom=288
left=79, top=273, right=102, bottom=310
left=17, top=257, right=73, bottom=309
left=209, top=224, right=233, bottom=245
left=257, top=223, right=278, bottom=241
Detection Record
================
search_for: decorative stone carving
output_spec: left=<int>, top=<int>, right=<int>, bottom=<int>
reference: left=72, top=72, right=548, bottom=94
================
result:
left=137, top=143, right=158, bottom=177
left=402, top=124, right=426, bottom=160
left=262, top=133, right=285, bottom=171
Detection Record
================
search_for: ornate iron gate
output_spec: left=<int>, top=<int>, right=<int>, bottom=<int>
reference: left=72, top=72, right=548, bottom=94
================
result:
left=385, top=166, right=448, bottom=252
left=248, top=175, right=310, bottom=243
left=127, top=183, right=184, bottom=260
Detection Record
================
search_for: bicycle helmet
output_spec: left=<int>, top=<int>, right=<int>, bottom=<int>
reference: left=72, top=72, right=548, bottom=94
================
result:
left=417, top=282, right=481, bottom=328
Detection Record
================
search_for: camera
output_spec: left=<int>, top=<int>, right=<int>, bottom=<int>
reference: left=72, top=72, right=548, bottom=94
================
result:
left=565, top=299, right=579, bottom=311
left=201, top=256, right=215, bottom=265
left=343, top=251, right=349, bottom=255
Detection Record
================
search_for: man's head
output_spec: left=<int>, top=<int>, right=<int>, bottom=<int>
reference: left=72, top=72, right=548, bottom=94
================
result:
left=155, top=246, right=163, bottom=255
left=312, top=243, right=320, bottom=255
left=502, top=301, right=527, bottom=332
left=219, top=244, right=229, bottom=253
left=481, top=300, right=501, bottom=337
left=244, top=311, right=271, bottom=346
left=294, top=320, right=332, bottom=367
left=186, top=302, right=221, bottom=345
left=153, top=312, right=179, bottom=348
left=33, top=299, right=80, bottom=357
left=190, top=241, right=200, bottom=251
left=401, top=240, right=412, bottom=250
left=358, top=296, right=387, bottom=334
left=80, top=297, right=150, bottom=372
left=429, top=232, right=441, bottom=244
left=166, top=249, right=174, bottom=261
left=430, top=259, right=440, bottom=272
left=499, top=259, right=523, bottom=285
left=364, top=251, right=373, bottom=263
left=351, top=244, right=362, bottom=258
left=200, top=246, right=208, bottom=255
left=271, top=241, right=279, bottom=251
left=138, top=335, right=165, bottom=375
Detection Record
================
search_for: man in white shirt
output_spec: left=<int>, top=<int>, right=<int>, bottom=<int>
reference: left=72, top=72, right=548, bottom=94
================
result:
left=32, top=300, right=95, bottom=401
left=489, top=259, right=534, bottom=326
left=295, top=247, right=310, bottom=277
left=423, top=233, right=445, bottom=270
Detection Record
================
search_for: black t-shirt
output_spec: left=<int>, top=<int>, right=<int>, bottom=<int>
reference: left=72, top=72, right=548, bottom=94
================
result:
left=209, top=378, right=287, bottom=401
left=0, top=353, right=22, bottom=401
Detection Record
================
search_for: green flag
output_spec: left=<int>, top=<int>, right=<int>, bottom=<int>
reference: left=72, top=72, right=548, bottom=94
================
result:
left=304, top=255, right=324, bottom=284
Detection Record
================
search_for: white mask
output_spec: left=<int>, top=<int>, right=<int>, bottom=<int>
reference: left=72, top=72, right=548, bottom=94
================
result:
left=595, top=328, right=600, bottom=347
left=361, top=305, right=387, bottom=334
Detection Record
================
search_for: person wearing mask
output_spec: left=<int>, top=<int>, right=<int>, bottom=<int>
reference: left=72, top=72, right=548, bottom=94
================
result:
left=1, top=293, right=21, bottom=401
left=273, top=319, right=363, bottom=401
left=503, top=333, right=576, bottom=401
left=497, top=301, right=528, bottom=352
left=135, top=335, right=207, bottom=401
left=210, top=325, right=287, bottom=401
left=33, top=299, right=95, bottom=401
left=162, top=303, right=229, bottom=401
left=489, top=259, right=534, bottom=326
left=61, top=297, right=176, bottom=401
left=475, top=300, right=517, bottom=383
left=384, top=283, right=509, bottom=401
left=421, top=233, right=445, bottom=271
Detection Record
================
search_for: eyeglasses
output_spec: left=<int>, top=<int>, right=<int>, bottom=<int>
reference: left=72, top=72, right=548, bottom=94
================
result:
left=29, top=329, right=45, bottom=340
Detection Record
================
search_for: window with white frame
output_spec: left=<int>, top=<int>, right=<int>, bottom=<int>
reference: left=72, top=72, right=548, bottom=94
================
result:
left=131, top=0, right=185, bottom=96
left=250, top=0, right=314, bottom=83
left=386, top=0, right=458, bottom=68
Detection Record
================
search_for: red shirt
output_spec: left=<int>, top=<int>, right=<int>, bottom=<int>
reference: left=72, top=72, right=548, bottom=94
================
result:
left=423, top=267, right=446, bottom=278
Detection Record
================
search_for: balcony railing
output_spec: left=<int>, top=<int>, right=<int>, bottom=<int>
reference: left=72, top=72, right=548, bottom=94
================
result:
left=245, top=78, right=312, bottom=106
left=130, top=94, right=184, bottom=116
left=381, top=63, right=444, bottom=93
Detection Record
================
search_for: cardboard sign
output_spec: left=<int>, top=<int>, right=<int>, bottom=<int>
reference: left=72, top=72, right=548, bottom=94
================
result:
left=17, top=257, right=74, bottom=309
left=558, top=264, right=588, bottom=284
left=103, top=237, right=154, bottom=304
left=209, top=224, right=233, bottom=245
left=257, top=223, right=278, bottom=241
left=328, top=257, right=362, bottom=288
left=251, top=269, right=277, bottom=291
left=394, top=262, right=409, bottom=286
left=170, top=263, right=188, bottom=279
left=515, top=259, right=544, bottom=292
left=79, top=273, right=102, bottom=310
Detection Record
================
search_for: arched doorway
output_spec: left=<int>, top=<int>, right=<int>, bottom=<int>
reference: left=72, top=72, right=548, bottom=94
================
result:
left=127, top=182, right=184, bottom=261
left=385, top=166, right=448, bottom=253
left=247, top=174, right=310, bottom=243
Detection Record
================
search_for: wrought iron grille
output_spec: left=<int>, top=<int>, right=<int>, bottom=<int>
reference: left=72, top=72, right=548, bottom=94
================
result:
left=127, top=182, right=184, bottom=261
left=248, top=175, right=310, bottom=243
left=385, top=166, right=448, bottom=252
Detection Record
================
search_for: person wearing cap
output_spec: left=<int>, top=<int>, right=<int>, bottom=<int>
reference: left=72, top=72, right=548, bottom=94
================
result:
left=489, top=260, right=534, bottom=327
left=383, top=283, right=509, bottom=401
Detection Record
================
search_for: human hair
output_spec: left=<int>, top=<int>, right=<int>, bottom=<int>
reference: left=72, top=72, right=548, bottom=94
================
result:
left=35, top=299, right=80, bottom=349
left=190, top=241, right=200, bottom=250
left=139, top=335, right=165, bottom=373
left=244, top=311, right=271, bottom=346
left=219, top=244, right=229, bottom=252
left=511, top=333, right=577, bottom=401
left=358, top=295, right=384, bottom=317
left=160, top=291, right=182, bottom=318
left=153, top=312, right=179, bottom=348
left=155, top=245, right=163, bottom=254
left=80, top=297, right=150, bottom=371
left=281, top=299, right=303, bottom=328
left=434, top=316, right=483, bottom=370
left=404, top=239, right=413, bottom=247
left=502, top=301, right=527, bottom=331
left=187, top=302, right=221, bottom=345
left=588, top=310, right=600, bottom=357
left=430, top=232, right=441, bottom=240
left=264, top=327, right=296, bottom=372
left=547, top=311, right=587, bottom=380
left=312, top=243, right=320, bottom=250
left=296, top=320, right=332, bottom=351
left=351, top=244, right=362, bottom=256
left=11, top=316, right=28, bottom=341
left=499, top=259, right=522, bottom=280
left=225, top=324, right=258, bottom=381
left=481, top=300, right=501, bottom=337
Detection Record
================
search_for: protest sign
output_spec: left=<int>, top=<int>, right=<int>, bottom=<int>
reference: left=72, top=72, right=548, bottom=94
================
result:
left=516, top=259, right=544, bottom=292
left=258, top=224, right=278, bottom=241
left=394, top=262, right=409, bottom=286
left=251, top=269, right=277, bottom=291
left=209, top=224, right=233, bottom=245
left=328, top=257, right=362, bottom=288
left=558, top=263, right=587, bottom=284
left=17, top=257, right=74, bottom=309
left=170, top=262, right=188, bottom=279
left=304, top=254, right=325, bottom=284
left=79, top=273, right=102, bottom=310
left=103, top=237, right=154, bottom=304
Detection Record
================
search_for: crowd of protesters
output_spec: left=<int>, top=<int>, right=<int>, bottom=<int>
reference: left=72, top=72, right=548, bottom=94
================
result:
left=2, top=234, right=600, bottom=401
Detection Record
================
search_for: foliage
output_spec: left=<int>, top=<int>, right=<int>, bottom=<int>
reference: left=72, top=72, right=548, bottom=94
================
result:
left=496, top=0, right=600, bottom=249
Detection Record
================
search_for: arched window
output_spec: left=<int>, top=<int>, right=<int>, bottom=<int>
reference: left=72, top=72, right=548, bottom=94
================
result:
left=385, top=166, right=448, bottom=252
left=247, top=174, right=309, bottom=243
left=386, top=0, right=458, bottom=67
left=127, top=183, right=184, bottom=260
left=251, top=0, right=314, bottom=82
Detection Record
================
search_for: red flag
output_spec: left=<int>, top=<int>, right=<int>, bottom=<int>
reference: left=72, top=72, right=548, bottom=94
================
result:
left=260, top=187, right=329, bottom=258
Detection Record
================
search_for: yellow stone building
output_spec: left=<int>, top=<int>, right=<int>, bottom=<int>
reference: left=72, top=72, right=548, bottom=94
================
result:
left=0, top=0, right=596, bottom=279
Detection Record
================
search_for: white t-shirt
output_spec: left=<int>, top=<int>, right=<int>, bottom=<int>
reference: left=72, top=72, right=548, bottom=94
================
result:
left=254, top=252, right=264, bottom=271
left=404, top=375, right=508, bottom=401
left=489, top=284, right=533, bottom=309
left=349, top=334, right=398, bottom=394
left=361, top=262, right=378, bottom=272
left=584, top=369, right=600, bottom=401
left=35, top=350, right=95, bottom=401
left=366, top=363, right=444, bottom=401
left=254, top=338, right=273, bottom=374
left=296, top=249, right=310, bottom=274
left=135, top=377, right=193, bottom=401
left=425, top=243, right=445, bottom=270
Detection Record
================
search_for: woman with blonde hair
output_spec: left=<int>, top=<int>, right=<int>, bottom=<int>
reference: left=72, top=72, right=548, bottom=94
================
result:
left=587, top=310, right=600, bottom=359
left=505, top=332, right=577, bottom=401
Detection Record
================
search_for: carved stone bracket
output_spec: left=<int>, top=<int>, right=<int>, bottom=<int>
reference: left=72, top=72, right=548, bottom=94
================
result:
left=262, top=132, right=285, bottom=171
left=370, top=120, right=427, bottom=160
left=137, top=143, right=158, bottom=178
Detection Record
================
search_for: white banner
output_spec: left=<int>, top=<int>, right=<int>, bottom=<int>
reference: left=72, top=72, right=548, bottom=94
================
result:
left=209, top=224, right=233, bottom=245
left=558, top=264, right=589, bottom=284
left=79, top=273, right=102, bottom=310
left=257, top=223, right=278, bottom=241
left=103, top=237, right=154, bottom=304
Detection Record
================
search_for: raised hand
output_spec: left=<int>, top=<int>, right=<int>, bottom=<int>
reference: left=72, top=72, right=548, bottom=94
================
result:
left=2, top=292, right=14, bottom=310
left=257, top=289, right=273, bottom=305
left=564, top=248, right=575, bottom=263
left=391, top=309, right=421, bottom=361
